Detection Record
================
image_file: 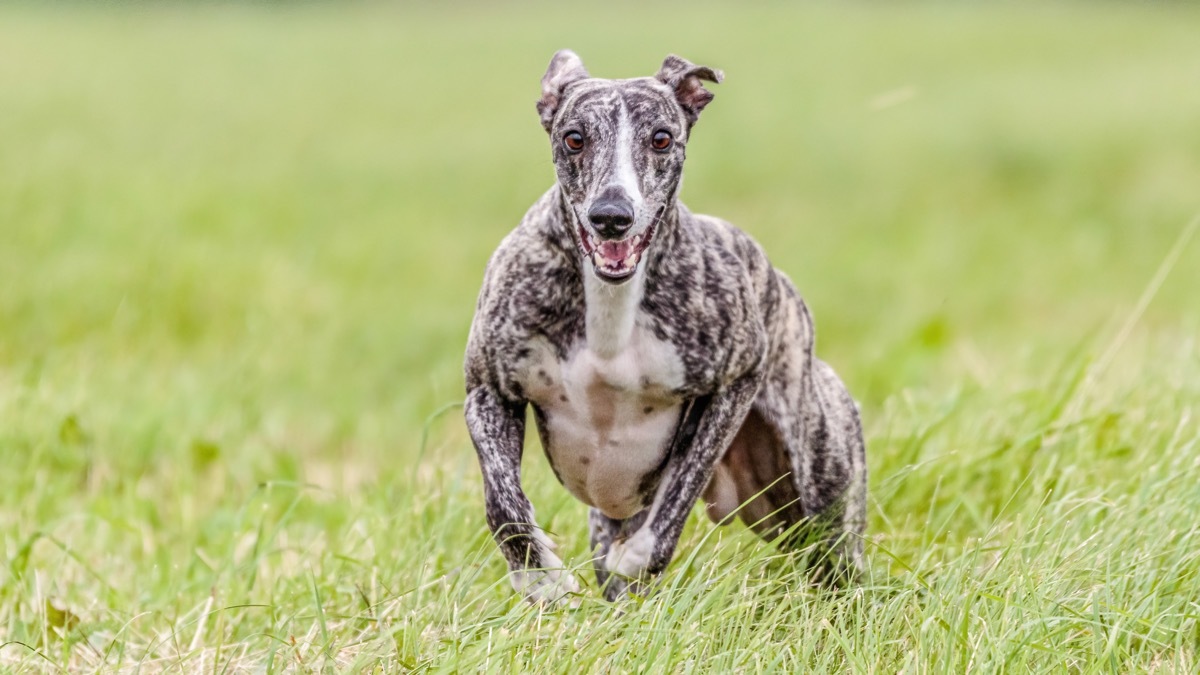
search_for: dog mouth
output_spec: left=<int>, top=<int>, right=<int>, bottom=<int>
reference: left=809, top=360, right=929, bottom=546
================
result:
left=576, top=209, right=663, bottom=283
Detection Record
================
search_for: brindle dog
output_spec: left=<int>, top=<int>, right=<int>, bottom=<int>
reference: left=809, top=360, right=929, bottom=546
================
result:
left=464, top=50, right=866, bottom=604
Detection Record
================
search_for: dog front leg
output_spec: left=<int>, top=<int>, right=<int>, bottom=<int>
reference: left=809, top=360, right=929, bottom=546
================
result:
left=590, top=507, right=650, bottom=601
left=465, top=386, right=580, bottom=606
left=605, top=373, right=762, bottom=593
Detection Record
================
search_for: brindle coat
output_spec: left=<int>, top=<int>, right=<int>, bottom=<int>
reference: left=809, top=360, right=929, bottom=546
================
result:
left=464, top=50, right=866, bottom=603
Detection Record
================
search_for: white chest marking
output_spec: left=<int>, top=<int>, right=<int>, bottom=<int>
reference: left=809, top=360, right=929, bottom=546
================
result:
left=520, top=268, right=686, bottom=519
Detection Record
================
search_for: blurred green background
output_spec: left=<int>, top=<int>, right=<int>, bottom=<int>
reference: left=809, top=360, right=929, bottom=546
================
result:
left=2, top=1, right=1199, bottom=670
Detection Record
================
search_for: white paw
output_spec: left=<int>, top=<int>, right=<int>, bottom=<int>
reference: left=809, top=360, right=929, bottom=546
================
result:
left=509, top=548, right=581, bottom=607
left=605, top=528, right=657, bottom=579
left=510, top=567, right=581, bottom=607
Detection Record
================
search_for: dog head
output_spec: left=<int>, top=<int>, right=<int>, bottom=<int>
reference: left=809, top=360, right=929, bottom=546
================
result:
left=537, top=50, right=722, bottom=284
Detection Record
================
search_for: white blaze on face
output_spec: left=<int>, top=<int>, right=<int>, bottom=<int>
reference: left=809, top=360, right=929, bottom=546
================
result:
left=611, top=100, right=644, bottom=217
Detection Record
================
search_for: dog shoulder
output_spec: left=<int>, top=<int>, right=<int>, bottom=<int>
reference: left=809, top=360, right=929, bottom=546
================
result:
left=684, top=210, right=817, bottom=370
left=690, top=213, right=776, bottom=292
left=641, top=210, right=771, bottom=390
left=465, top=195, right=582, bottom=396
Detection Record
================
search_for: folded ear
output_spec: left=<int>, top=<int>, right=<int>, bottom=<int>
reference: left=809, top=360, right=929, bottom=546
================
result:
left=655, top=54, right=724, bottom=127
left=537, top=50, right=589, bottom=132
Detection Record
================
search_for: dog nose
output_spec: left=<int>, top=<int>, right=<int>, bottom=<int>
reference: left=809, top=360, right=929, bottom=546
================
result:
left=588, top=199, right=635, bottom=239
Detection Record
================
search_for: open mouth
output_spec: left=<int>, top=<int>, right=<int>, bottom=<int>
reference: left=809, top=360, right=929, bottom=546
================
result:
left=576, top=209, right=662, bottom=283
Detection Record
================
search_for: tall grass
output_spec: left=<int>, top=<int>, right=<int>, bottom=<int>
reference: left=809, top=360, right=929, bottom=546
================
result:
left=1, top=2, right=1199, bottom=671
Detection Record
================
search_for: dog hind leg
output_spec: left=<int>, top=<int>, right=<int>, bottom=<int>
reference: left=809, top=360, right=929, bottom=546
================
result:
left=721, top=357, right=866, bottom=582
left=804, top=357, right=867, bottom=578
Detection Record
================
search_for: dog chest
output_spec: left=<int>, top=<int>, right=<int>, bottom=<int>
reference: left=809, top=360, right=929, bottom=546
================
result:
left=518, top=329, right=686, bottom=520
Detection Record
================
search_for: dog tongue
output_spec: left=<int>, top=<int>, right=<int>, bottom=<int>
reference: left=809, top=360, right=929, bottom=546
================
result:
left=598, top=240, right=632, bottom=261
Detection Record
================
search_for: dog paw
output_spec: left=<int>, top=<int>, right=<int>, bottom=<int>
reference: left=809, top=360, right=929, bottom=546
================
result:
left=605, top=528, right=657, bottom=580
left=510, top=563, right=581, bottom=608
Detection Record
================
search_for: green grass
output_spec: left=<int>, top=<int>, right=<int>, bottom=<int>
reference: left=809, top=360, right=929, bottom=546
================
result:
left=3, top=2, right=1200, bottom=671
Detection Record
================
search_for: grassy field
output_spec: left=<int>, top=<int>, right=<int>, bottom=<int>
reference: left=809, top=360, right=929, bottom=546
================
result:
left=3, top=1, right=1200, bottom=671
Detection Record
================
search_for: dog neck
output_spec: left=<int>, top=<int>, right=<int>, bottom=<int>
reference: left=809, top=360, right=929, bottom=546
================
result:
left=555, top=189, right=680, bottom=358
left=582, top=262, right=646, bottom=358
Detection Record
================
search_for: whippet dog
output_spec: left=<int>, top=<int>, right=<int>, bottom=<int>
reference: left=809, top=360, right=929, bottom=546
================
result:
left=464, top=51, right=866, bottom=603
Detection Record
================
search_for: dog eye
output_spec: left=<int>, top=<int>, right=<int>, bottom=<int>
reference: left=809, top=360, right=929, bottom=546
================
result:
left=563, top=131, right=585, bottom=153
left=651, top=130, right=673, bottom=151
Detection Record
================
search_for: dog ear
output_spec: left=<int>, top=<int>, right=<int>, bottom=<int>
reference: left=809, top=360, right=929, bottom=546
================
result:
left=655, top=54, right=724, bottom=127
left=537, top=50, right=589, bottom=132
